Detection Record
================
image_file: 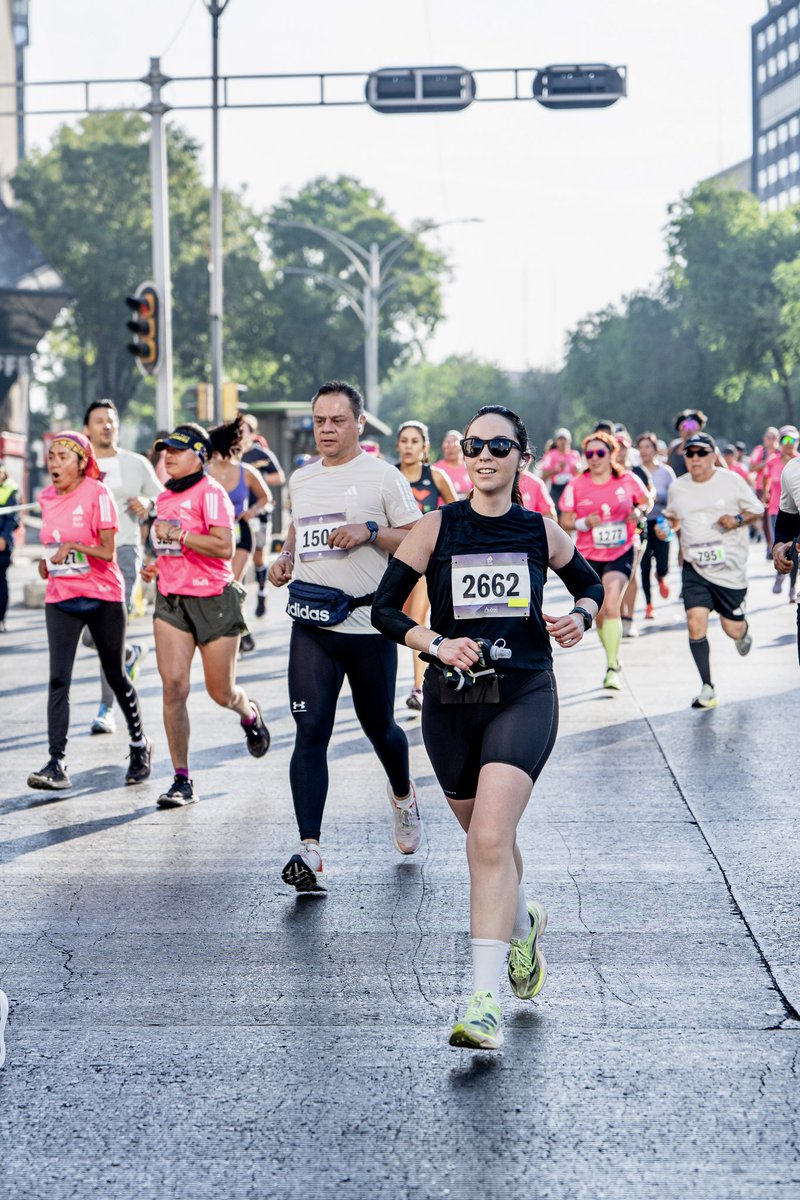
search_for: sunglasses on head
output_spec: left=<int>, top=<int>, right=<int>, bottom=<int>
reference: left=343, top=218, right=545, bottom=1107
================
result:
left=585, top=448, right=608, bottom=460
left=685, top=447, right=711, bottom=459
left=681, top=419, right=700, bottom=432
left=461, top=436, right=523, bottom=459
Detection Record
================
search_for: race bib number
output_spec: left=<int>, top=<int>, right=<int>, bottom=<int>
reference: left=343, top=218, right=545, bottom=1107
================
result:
left=592, top=522, right=627, bottom=548
left=554, top=472, right=571, bottom=486
left=297, top=512, right=348, bottom=562
left=690, top=541, right=726, bottom=568
left=48, top=548, right=90, bottom=577
left=451, top=552, right=530, bottom=619
left=151, top=520, right=182, bottom=557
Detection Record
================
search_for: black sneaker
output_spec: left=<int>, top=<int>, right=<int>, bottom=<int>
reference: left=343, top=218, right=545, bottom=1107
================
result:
left=125, top=738, right=153, bottom=785
left=28, top=758, right=71, bottom=791
left=239, top=632, right=256, bottom=654
left=241, top=700, right=271, bottom=758
left=157, top=776, right=198, bottom=808
left=255, top=593, right=267, bottom=619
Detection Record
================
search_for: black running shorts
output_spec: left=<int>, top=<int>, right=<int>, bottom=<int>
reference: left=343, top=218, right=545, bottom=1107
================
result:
left=585, top=547, right=634, bottom=579
left=154, top=581, right=249, bottom=644
left=421, top=669, right=558, bottom=800
left=681, top=563, right=747, bottom=622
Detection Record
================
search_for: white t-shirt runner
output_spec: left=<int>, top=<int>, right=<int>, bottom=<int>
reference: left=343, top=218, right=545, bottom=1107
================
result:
left=664, top=469, right=764, bottom=590
left=289, top=451, right=421, bottom=634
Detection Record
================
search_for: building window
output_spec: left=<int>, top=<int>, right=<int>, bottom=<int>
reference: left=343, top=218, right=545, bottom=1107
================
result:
left=769, top=163, right=779, bottom=183
left=760, top=169, right=768, bottom=189
left=779, top=49, right=789, bottom=70
left=790, top=186, right=800, bottom=203
left=790, top=42, right=799, bottom=63
left=768, top=196, right=779, bottom=212
left=761, top=74, right=800, bottom=128
left=769, top=128, right=779, bottom=150
left=780, top=123, right=789, bottom=143
left=759, top=63, right=768, bottom=84
left=791, top=9, right=799, bottom=29
left=791, top=116, right=800, bottom=137
left=779, top=15, right=788, bottom=36
left=759, top=30, right=768, bottom=51
left=780, top=158, right=789, bottom=178
left=769, top=56, right=778, bottom=77
left=790, top=151, right=800, bottom=171
left=768, top=24, right=777, bottom=45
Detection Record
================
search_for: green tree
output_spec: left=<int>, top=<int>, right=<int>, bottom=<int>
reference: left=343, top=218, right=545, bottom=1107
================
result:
left=379, top=356, right=516, bottom=448
left=265, top=176, right=449, bottom=404
left=12, top=112, right=271, bottom=421
left=667, top=183, right=800, bottom=423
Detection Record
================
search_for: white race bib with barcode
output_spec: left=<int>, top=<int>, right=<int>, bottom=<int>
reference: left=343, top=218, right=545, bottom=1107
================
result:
left=297, top=512, right=348, bottom=562
left=592, top=522, right=627, bottom=548
left=48, top=548, right=91, bottom=577
left=451, top=552, right=530, bottom=619
left=690, top=541, right=726, bottom=568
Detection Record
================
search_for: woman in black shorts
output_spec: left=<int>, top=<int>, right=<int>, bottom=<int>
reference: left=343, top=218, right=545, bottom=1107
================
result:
left=373, top=405, right=602, bottom=1050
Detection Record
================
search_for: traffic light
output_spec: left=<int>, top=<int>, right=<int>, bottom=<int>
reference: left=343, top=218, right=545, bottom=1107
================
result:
left=197, top=382, right=213, bottom=423
left=223, top=382, right=247, bottom=421
left=533, top=64, right=627, bottom=110
left=366, top=67, right=476, bottom=114
left=125, top=283, right=160, bottom=375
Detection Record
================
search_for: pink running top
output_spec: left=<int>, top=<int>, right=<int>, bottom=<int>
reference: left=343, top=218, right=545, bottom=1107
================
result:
left=39, top=477, right=124, bottom=604
left=154, top=475, right=235, bottom=597
left=559, top=470, right=650, bottom=561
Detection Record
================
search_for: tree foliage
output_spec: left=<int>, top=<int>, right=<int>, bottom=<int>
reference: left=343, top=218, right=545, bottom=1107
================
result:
left=265, top=176, right=449, bottom=404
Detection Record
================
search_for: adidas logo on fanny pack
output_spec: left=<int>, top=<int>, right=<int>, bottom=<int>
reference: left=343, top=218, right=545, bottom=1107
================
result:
left=287, top=600, right=331, bottom=623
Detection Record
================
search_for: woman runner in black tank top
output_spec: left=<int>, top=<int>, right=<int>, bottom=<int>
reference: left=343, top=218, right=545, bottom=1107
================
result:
left=373, top=405, right=602, bottom=1050
left=395, top=420, right=458, bottom=710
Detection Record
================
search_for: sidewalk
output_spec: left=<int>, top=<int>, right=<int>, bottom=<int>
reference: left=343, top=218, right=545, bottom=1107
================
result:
left=0, top=546, right=798, bottom=1199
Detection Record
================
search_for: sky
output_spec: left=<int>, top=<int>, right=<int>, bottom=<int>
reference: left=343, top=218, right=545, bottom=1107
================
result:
left=19, top=0, right=766, bottom=372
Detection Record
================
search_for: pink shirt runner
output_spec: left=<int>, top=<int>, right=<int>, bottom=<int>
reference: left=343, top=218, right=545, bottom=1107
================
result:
left=764, top=451, right=798, bottom=515
left=539, top=448, right=582, bottom=487
left=559, top=470, right=650, bottom=561
left=433, top=459, right=471, bottom=498
left=154, top=475, right=235, bottom=597
left=39, top=477, right=124, bottom=604
left=518, top=473, right=556, bottom=515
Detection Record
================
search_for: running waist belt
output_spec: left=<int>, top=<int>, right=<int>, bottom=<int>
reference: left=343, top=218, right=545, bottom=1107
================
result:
left=286, top=579, right=374, bottom=627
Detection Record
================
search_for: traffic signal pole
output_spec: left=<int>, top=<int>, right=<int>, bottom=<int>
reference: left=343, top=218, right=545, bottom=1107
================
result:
left=143, top=58, right=174, bottom=432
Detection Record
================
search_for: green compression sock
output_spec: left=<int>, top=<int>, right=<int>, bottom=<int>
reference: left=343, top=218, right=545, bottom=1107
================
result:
left=597, top=618, right=622, bottom=670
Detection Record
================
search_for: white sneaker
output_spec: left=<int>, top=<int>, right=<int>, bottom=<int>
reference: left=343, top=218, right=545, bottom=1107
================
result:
left=281, top=843, right=327, bottom=893
left=692, top=683, right=717, bottom=709
left=387, top=779, right=423, bottom=855
left=0, top=989, right=8, bottom=1068
left=91, top=703, right=116, bottom=735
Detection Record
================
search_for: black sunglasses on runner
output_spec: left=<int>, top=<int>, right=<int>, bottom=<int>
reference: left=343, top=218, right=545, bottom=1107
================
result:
left=684, top=448, right=711, bottom=459
left=461, top=436, right=524, bottom=459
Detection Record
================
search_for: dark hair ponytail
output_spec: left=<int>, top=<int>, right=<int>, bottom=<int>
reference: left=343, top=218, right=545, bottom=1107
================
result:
left=464, top=404, right=532, bottom=506
left=207, top=414, right=246, bottom=460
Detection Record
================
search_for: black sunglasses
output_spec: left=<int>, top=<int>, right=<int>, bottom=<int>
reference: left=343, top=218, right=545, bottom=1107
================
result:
left=585, top=448, right=608, bottom=460
left=461, top=436, right=524, bottom=459
left=685, top=448, right=711, bottom=459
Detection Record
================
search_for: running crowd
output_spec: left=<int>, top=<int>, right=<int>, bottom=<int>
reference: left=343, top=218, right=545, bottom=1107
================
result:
left=2, top=390, right=797, bottom=1056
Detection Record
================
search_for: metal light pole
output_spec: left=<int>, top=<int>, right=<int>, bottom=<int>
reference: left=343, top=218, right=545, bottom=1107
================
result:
left=203, top=0, right=232, bottom=425
left=143, top=58, right=174, bottom=432
left=277, top=219, right=481, bottom=416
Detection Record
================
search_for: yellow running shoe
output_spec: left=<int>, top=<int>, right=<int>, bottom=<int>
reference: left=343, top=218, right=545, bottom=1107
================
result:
left=449, top=990, right=503, bottom=1050
left=603, top=666, right=622, bottom=691
left=508, top=901, right=548, bottom=1000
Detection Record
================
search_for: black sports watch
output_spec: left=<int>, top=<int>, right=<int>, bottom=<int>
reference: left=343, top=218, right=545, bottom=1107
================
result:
left=570, top=606, right=593, bottom=631
left=365, top=520, right=379, bottom=544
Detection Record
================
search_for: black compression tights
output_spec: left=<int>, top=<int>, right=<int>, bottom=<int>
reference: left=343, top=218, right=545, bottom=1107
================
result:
left=45, top=601, right=144, bottom=758
left=287, top=624, right=410, bottom=841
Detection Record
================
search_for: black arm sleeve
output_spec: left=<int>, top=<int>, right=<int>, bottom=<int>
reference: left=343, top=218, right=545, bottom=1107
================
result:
left=553, top=548, right=604, bottom=611
left=372, top=557, right=422, bottom=645
left=774, top=508, right=800, bottom=544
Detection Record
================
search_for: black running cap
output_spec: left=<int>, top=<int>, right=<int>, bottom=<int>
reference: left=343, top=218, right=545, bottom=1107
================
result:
left=683, top=433, right=716, bottom=452
left=153, top=426, right=212, bottom=460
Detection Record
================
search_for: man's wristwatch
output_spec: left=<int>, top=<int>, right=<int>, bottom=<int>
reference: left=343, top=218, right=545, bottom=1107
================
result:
left=735, top=513, right=744, bottom=526
left=570, top=606, right=593, bottom=631
left=365, top=521, right=379, bottom=544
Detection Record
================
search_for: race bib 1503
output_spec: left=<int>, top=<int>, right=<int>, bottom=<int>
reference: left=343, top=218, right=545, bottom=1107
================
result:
left=451, top=552, right=530, bottom=619
left=297, top=512, right=348, bottom=562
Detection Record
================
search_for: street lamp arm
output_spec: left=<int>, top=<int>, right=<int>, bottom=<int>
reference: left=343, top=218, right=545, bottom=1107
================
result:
left=281, top=267, right=367, bottom=326
left=273, top=220, right=371, bottom=285
left=378, top=274, right=414, bottom=305
left=380, top=217, right=483, bottom=277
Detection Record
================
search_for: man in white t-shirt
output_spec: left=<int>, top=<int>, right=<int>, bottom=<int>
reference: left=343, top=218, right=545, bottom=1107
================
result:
left=661, top=433, right=764, bottom=709
left=83, top=399, right=163, bottom=734
left=269, top=380, right=422, bottom=893
left=771, top=454, right=800, bottom=659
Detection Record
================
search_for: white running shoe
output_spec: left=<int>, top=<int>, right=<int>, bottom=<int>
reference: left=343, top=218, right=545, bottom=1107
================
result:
left=692, top=683, right=717, bottom=709
left=91, top=703, right=116, bottom=735
left=386, top=779, right=423, bottom=855
left=281, top=843, right=327, bottom=894
left=0, top=989, right=8, bottom=1068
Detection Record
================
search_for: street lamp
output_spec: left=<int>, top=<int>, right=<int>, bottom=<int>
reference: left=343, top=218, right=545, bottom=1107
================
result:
left=275, top=218, right=481, bottom=417
left=202, top=0, right=232, bottom=425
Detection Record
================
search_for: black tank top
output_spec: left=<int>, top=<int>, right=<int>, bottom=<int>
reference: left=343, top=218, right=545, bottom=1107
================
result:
left=426, top=501, right=553, bottom=671
left=396, top=463, right=441, bottom=514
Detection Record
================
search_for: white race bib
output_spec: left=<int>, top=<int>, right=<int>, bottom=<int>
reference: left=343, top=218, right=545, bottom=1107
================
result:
left=690, top=541, right=726, bottom=568
left=451, top=552, right=530, bottom=619
left=151, top=519, right=182, bottom=557
left=554, top=472, right=571, bottom=486
left=297, top=512, right=348, bottom=562
left=592, top=522, right=627, bottom=548
left=48, top=548, right=91, bottom=577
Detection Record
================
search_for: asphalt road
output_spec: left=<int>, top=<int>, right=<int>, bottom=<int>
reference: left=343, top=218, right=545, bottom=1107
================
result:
left=1, top=544, right=799, bottom=1199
